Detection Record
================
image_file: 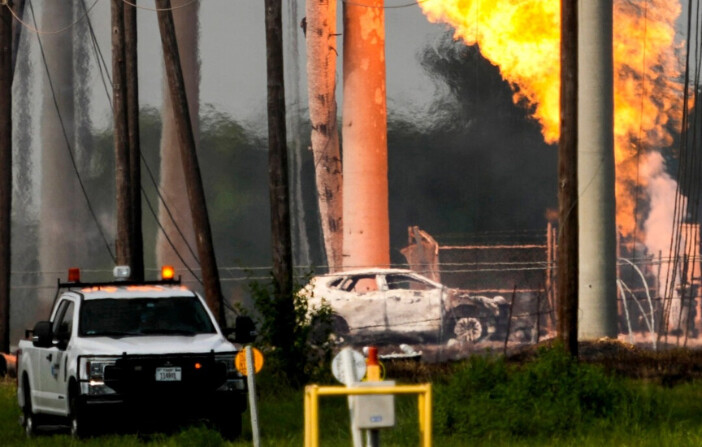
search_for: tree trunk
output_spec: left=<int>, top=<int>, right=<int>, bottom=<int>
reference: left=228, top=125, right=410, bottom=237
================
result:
left=305, top=0, right=343, bottom=272
left=342, top=0, right=389, bottom=270
left=157, top=0, right=200, bottom=286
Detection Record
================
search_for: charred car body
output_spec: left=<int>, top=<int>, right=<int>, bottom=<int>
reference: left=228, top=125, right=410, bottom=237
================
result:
left=303, top=268, right=508, bottom=344
left=16, top=267, right=254, bottom=438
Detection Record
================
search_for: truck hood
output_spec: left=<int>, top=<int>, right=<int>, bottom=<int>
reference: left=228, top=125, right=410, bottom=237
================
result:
left=73, top=333, right=238, bottom=356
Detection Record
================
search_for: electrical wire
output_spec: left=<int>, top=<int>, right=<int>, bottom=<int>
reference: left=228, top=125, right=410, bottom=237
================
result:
left=28, top=0, right=116, bottom=263
left=632, top=0, right=650, bottom=255
left=342, top=0, right=431, bottom=9
left=141, top=184, right=204, bottom=284
left=80, top=0, right=202, bottom=267
left=6, top=0, right=101, bottom=35
left=120, top=0, right=198, bottom=12
left=80, top=0, right=113, bottom=110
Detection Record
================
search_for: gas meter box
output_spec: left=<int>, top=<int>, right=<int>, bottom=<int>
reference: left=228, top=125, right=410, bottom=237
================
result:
left=352, top=381, right=396, bottom=429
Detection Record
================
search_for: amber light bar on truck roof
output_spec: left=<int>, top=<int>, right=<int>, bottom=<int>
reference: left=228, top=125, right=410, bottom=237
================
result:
left=57, top=265, right=181, bottom=290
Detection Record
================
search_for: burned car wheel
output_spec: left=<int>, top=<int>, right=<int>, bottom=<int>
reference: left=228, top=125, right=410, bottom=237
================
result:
left=453, top=317, right=485, bottom=343
left=310, top=315, right=349, bottom=345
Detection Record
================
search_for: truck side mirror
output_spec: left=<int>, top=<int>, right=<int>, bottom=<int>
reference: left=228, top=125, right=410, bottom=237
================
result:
left=32, top=321, right=53, bottom=348
left=231, top=316, right=257, bottom=344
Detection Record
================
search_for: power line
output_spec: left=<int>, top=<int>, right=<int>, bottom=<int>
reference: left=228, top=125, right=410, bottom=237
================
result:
left=120, top=0, right=198, bottom=12
left=28, top=0, right=116, bottom=263
left=80, top=0, right=113, bottom=110
left=6, top=0, right=101, bottom=35
left=80, top=0, right=201, bottom=266
left=342, top=0, right=431, bottom=9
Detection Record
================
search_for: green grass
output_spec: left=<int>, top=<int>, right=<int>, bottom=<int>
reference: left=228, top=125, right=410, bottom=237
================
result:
left=5, top=349, right=702, bottom=446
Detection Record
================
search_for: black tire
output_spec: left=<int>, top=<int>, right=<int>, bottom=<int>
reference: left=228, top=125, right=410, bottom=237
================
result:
left=69, top=383, right=91, bottom=438
left=310, top=314, right=349, bottom=345
left=21, top=376, right=39, bottom=437
left=332, top=315, right=350, bottom=337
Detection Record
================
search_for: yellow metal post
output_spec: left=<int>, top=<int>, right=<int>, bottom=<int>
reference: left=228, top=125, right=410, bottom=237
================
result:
left=303, top=384, right=431, bottom=446
left=423, top=385, right=432, bottom=447
left=418, top=391, right=425, bottom=442
left=304, top=387, right=310, bottom=446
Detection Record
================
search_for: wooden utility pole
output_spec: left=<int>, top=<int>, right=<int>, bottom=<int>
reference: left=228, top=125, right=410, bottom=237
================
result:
left=112, top=0, right=134, bottom=274
left=124, top=0, right=144, bottom=281
left=558, top=0, right=578, bottom=356
left=155, top=0, right=225, bottom=326
left=264, top=0, right=295, bottom=370
left=0, top=0, right=12, bottom=353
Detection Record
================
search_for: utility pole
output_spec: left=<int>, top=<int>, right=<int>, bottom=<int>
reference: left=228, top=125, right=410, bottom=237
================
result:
left=124, top=0, right=144, bottom=281
left=112, top=0, right=134, bottom=275
left=342, top=0, right=390, bottom=270
left=558, top=0, right=578, bottom=356
left=0, top=0, right=12, bottom=353
left=155, top=0, right=225, bottom=326
left=305, top=0, right=343, bottom=272
left=578, top=0, right=618, bottom=340
left=264, top=0, right=295, bottom=373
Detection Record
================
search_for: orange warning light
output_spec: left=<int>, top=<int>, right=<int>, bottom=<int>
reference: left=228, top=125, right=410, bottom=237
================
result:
left=161, top=265, right=175, bottom=281
left=68, top=268, right=80, bottom=283
left=194, top=362, right=202, bottom=370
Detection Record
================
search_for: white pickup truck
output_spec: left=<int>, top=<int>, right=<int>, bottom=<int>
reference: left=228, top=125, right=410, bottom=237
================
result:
left=16, top=267, right=255, bottom=438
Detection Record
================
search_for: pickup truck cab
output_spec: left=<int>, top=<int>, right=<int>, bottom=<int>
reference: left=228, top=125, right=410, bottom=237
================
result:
left=16, top=266, right=253, bottom=438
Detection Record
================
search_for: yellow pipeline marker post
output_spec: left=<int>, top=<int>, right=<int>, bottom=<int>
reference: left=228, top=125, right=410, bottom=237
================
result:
left=304, top=384, right=432, bottom=447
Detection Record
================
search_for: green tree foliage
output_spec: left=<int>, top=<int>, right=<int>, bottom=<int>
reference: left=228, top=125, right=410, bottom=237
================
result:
left=247, top=277, right=333, bottom=387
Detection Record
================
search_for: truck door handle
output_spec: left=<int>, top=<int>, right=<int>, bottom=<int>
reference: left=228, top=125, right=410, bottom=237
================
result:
left=46, top=353, right=52, bottom=362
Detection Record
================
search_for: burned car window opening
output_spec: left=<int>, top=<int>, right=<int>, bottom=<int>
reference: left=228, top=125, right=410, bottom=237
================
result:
left=386, top=274, right=434, bottom=291
left=79, top=297, right=216, bottom=337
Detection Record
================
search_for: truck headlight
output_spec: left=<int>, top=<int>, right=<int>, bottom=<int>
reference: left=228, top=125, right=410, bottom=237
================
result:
left=81, top=357, right=117, bottom=383
left=215, top=353, right=246, bottom=392
left=215, top=354, right=238, bottom=375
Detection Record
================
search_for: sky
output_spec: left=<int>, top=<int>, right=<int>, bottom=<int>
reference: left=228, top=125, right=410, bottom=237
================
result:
left=73, top=0, right=449, bottom=131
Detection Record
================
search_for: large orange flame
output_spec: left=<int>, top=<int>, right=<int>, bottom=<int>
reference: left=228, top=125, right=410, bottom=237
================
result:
left=420, top=0, right=684, bottom=239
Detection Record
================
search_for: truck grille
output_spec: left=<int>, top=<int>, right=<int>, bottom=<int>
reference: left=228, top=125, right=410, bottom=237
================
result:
left=103, top=353, right=227, bottom=396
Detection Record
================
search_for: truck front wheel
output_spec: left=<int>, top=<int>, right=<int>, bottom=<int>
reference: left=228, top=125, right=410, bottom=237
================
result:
left=21, top=376, right=39, bottom=437
left=69, top=382, right=90, bottom=438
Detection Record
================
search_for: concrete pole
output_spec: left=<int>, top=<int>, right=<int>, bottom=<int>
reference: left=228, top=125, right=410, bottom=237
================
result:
left=577, top=0, right=618, bottom=339
left=342, top=0, right=390, bottom=270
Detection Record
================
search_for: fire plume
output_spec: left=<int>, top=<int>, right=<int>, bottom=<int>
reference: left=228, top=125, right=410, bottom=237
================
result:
left=420, top=0, right=685, bottom=239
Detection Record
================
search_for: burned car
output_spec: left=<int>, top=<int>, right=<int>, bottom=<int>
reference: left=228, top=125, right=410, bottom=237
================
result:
left=303, top=269, right=508, bottom=344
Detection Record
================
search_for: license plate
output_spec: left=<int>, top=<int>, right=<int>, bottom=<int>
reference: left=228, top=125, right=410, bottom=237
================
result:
left=155, top=367, right=181, bottom=381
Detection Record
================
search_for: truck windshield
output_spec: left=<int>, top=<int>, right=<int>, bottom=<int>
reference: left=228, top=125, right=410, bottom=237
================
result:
left=79, top=297, right=216, bottom=337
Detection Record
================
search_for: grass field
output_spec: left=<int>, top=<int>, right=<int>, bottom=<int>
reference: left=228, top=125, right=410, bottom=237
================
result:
left=4, top=348, right=702, bottom=446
